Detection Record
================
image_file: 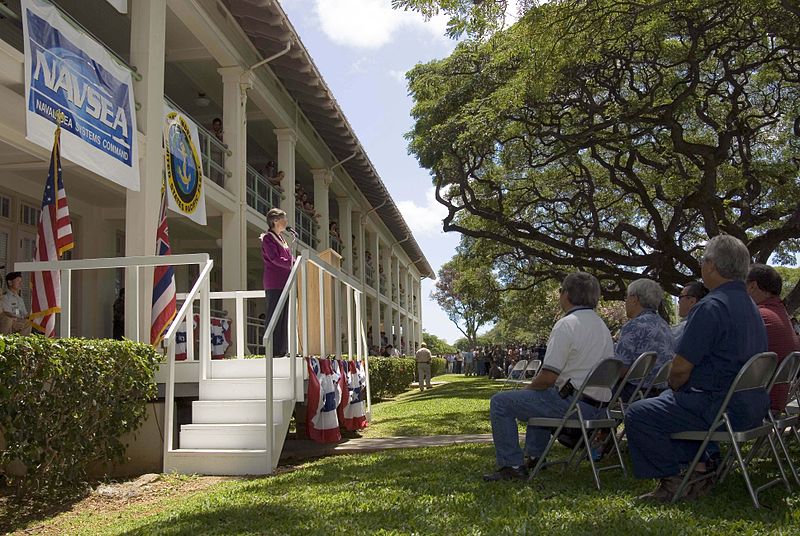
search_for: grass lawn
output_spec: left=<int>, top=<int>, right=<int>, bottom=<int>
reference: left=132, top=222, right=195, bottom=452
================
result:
left=362, top=373, right=501, bottom=437
left=6, top=375, right=800, bottom=535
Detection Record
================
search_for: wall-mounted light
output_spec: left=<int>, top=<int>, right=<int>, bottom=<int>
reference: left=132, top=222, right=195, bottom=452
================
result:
left=195, top=92, right=210, bottom=108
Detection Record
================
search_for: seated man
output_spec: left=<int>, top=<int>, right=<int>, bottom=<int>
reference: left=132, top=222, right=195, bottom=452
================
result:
left=615, top=279, right=675, bottom=401
left=0, top=272, right=32, bottom=336
left=625, top=235, right=769, bottom=501
left=746, top=264, right=800, bottom=411
left=484, top=272, right=614, bottom=481
left=672, top=281, right=709, bottom=344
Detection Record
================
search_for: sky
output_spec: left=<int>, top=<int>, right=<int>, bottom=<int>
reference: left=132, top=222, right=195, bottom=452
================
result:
left=278, top=0, right=466, bottom=343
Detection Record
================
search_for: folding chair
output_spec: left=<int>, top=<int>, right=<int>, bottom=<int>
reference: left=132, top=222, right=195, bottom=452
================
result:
left=641, top=359, right=673, bottom=399
left=761, top=352, right=800, bottom=488
left=499, top=359, right=527, bottom=391
left=528, top=358, right=625, bottom=490
left=505, top=359, right=541, bottom=390
left=608, top=352, right=658, bottom=445
left=670, top=352, right=787, bottom=508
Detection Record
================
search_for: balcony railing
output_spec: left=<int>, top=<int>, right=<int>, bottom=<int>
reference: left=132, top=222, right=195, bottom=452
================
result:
left=295, top=208, right=318, bottom=250
left=365, top=265, right=375, bottom=288
left=379, top=276, right=386, bottom=296
left=246, top=164, right=283, bottom=216
left=330, top=235, right=343, bottom=255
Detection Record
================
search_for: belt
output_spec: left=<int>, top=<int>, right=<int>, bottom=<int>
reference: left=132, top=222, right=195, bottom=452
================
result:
left=578, top=395, right=606, bottom=409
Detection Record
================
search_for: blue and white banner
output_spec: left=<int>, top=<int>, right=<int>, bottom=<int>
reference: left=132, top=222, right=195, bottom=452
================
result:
left=163, top=101, right=206, bottom=225
left=22, top=0, right=140, bottom=191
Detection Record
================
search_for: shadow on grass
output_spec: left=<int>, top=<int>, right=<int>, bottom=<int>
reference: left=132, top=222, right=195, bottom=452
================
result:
left=0, top=483, right=88, bottom=534
left=116, top=444, right=799, bottom=536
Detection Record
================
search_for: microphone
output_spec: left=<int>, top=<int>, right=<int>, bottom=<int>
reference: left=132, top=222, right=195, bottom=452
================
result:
left=285, top=226, right=299, bottom=240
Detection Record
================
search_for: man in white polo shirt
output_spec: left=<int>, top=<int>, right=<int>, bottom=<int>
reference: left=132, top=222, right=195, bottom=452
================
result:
left=484, top=272, right=614, bottom=481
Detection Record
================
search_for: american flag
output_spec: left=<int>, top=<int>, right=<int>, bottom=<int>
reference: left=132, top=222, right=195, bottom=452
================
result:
left=150, top=185, right=176, bottom=346
left=30, top=126, right=74, bottom=337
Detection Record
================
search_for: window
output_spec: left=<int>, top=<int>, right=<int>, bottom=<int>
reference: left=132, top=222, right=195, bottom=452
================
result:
left=20, top=203, right=40, bottom=227
left=0, top=195, right=10, bottom=220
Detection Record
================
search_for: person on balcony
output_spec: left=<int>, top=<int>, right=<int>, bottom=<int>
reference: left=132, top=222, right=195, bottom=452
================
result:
left=264, top=160, right=277, bottom=179
left=261, top=208, right=294, bottom=357
left=0, top=272, right=31, bottom=336
left=269, top=170, right=285, bottom=192
left=211, top=117, right=224, bottom=142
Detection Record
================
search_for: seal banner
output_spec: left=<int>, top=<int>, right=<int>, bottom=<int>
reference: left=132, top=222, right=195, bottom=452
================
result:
left=163, top=105, right=206, bottom=225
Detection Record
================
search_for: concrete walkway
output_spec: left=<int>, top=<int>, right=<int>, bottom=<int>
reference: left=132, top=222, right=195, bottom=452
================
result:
left=280, top=433, right=495, bottom=463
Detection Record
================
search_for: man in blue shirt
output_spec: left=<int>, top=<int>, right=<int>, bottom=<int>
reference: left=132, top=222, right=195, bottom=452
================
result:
left=625, top=235, right=768, bottom=502
left=615, top=278, right=675, bottom=401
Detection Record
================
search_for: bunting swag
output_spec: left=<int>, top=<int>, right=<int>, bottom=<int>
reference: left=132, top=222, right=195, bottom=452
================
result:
left=334, top=360, right=350, bottom=427
left=343, top=360, right=368, bottom=431
left=306, top=358, right=342, bottom=444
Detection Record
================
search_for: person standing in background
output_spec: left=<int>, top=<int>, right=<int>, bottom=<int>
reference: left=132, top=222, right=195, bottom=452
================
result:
left=261, top=208, right=294, bottom=357
left=0, top=272, right=31, bottom=335
left=416, top=342, right=433, bottom=391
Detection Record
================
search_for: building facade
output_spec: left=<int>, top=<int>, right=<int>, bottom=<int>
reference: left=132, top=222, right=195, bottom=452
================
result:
left=0, top=0, right=432, bottom=355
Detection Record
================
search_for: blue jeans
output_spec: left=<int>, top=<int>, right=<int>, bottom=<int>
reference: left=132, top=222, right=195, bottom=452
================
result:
left=625, top=388, right=769, bottom=479
left=489, top=387, right=602, bottom=468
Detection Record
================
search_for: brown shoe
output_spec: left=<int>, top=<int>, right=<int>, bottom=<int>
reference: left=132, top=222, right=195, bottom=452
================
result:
left=637, top=475, right=683, bottom=503
left=684, top=471, right=715, bottom=500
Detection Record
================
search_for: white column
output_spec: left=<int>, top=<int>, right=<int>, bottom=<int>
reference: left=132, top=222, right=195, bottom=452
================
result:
left=404, top=314, right=411, bottom=355
left=219, top=66, right=249, bottom=292
left=373, top=230, right=380, bottom=291
left=125, top=0, right=166, bottom=341
left=275, top=128, right=297, bottom=228
left=337, top=196, right=353, bottom=273
left=311, top=169, right=331, bottom=249
left=394, top=255, right=400, bottom=305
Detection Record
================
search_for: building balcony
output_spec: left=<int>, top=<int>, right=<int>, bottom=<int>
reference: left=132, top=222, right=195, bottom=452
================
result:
left=330, top=235, right=343, bottom=256
left=295, top=208, right=318, bottom=250
left=246, top=164, right=283, bottom=216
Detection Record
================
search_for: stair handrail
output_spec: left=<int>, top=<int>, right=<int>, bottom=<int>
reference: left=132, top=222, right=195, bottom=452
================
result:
left=162, top=257, right=214, bottom=466
left=261, top=254, right=304, bottom=472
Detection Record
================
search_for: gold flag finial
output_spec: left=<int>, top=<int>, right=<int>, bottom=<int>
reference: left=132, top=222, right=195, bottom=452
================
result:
left=54, top=110, right=65, bottom=127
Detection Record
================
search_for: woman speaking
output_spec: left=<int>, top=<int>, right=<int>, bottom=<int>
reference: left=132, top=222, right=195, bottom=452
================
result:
left=261, top=208, right=294, bottom=357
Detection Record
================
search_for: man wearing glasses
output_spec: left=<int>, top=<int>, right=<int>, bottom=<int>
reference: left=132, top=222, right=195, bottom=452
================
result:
left=672, top=281, right=709, bottom=344
left=483, top=272, right=614, bottom=481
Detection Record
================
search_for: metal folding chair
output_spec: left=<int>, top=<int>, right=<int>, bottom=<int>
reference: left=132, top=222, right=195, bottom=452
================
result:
left=670, top=352, right=786, bottom=508
left=761, top=352, right=800, bottom=488
left=608, top=352, right=658, bottom=445
left=504, top=359, right=541, bottom=390
left=641, top=359, right=673, bottom=399
left=499, top=359, right=528, bottom=391
left=528, top=358, right=625, bottom=490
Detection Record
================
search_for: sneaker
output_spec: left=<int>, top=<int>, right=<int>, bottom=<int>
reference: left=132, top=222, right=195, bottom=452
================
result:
left=637, top=475, right=683, bottom=502
left=483, top=466, right=529, bottom=482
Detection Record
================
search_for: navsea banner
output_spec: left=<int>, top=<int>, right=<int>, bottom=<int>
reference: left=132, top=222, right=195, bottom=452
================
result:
left=21, top=0, right=140, bottom=191
left=163, top=101, right=206, bottom=225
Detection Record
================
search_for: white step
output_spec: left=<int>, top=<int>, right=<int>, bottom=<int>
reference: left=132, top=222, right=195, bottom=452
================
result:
left=199, top=378, right=295, bottom=401
left=164, top=449, right=273, bottom=475
left=192, top=399, right=292, bottom=424
left=180, top=423, right=281, bottom=450
left=209, top=357, right=305, bottom=379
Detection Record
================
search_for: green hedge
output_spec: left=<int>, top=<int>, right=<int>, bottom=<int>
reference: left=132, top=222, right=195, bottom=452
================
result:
left=0, top=336, right=161, bottom=498
left=367, top=356, right=449, bottom=400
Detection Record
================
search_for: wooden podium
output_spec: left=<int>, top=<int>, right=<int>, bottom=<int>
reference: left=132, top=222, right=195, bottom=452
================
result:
left=298, top=248, right=341, bottom=356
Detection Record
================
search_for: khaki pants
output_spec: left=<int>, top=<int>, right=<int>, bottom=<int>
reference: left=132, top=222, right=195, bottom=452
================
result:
left=417, top=362, right=432, bottom=390
left=0, top=315, right=32, bottom=336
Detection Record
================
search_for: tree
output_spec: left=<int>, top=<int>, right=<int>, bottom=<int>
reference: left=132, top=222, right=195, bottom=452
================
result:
left=405, top=0, right=800, bottom=310
left=422, top=331, right=457, bottom=355
left=432, top=254, right=501, bottom=346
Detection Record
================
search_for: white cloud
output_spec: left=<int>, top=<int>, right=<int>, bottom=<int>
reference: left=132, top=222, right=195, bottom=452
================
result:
left=387, top=68, right=407, bottom=84
left=397, top=187, right=448, bottom=237
left=313, top=0, right=449, bottom=49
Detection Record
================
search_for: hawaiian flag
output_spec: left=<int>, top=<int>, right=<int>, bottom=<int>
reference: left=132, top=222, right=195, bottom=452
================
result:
left=150, top=185, right=177, bottom=346
left=30, top=125, right=74, bottom=337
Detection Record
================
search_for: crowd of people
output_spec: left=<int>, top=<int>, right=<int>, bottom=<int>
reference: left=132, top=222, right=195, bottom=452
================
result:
left=442, top=342, right=548, bottom=377
left=482, top=235, right=800, bottom=504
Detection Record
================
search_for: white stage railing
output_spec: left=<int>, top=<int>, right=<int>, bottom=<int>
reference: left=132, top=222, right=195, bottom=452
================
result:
left=16, top=247, right=374, bottom=474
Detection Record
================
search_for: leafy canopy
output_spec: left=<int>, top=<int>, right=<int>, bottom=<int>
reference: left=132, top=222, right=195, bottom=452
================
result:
left=406, top=0, right=800, bottom=306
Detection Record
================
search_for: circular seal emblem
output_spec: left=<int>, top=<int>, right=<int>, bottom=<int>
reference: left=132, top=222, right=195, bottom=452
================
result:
left=164, top=112, right=202, bottom=214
